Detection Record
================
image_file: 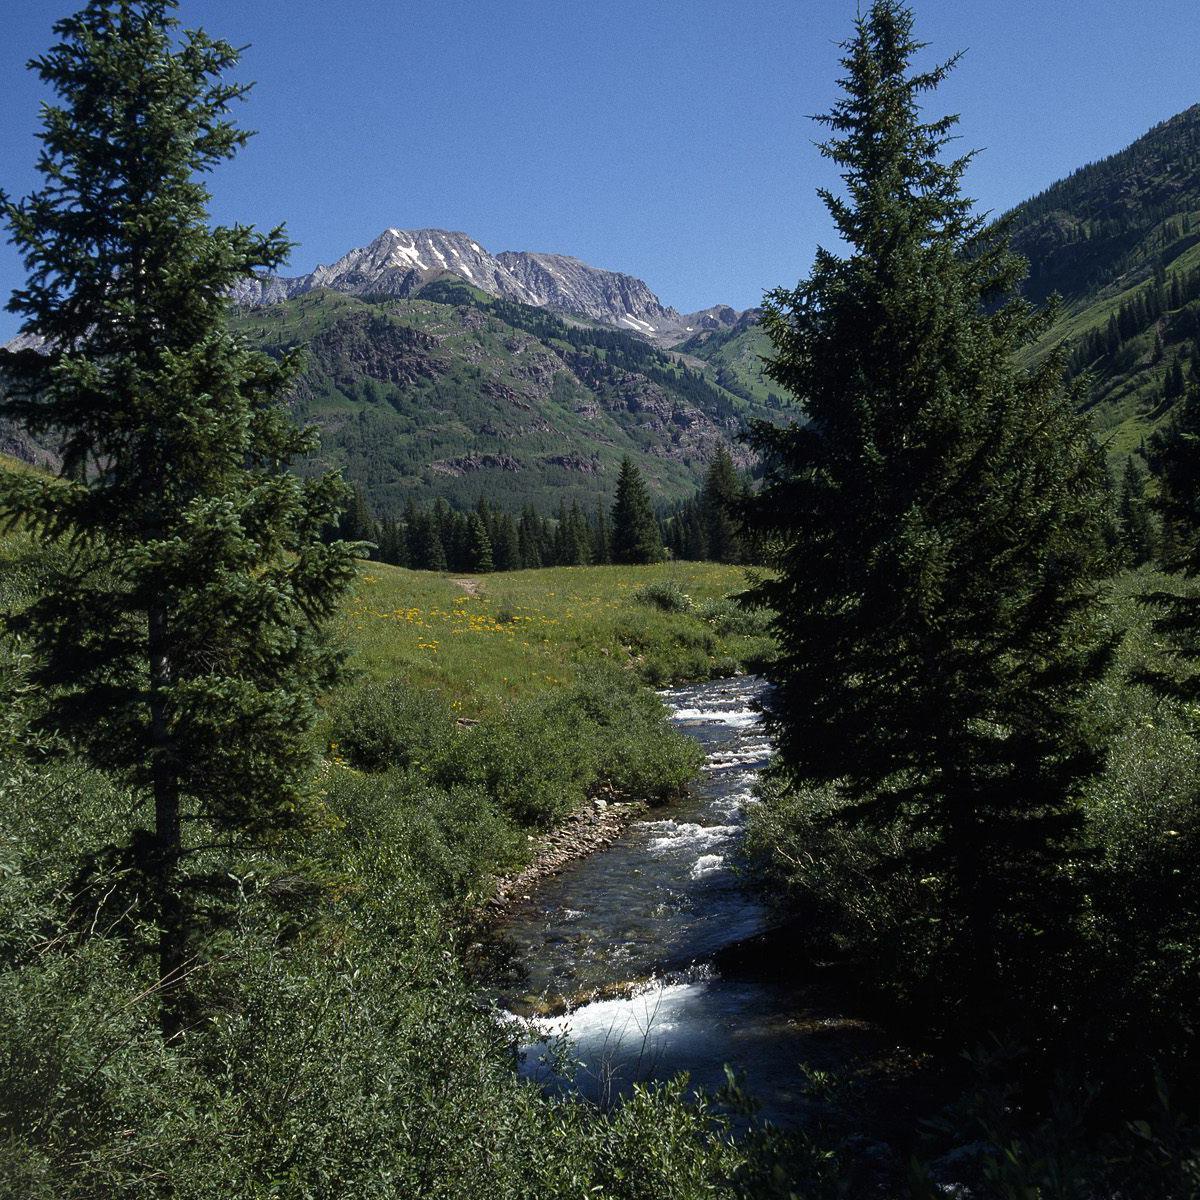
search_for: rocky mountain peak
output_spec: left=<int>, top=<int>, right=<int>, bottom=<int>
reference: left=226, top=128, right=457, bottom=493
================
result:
left=493, top=250, right=683, bottom=335
left=229, top=227, right=749, bottom=346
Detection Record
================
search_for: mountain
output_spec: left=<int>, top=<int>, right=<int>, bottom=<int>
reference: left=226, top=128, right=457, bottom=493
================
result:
left=231, top=227, right=738, bottom=346
left=227, top=282, right=779, bottom=515
left=667, top=105, right=1200, bottom=463
left=1003, top=104, right=1200, bottom=463
left=675, top=309, right=775, bottom=405
left=10, top=105, right=1200, bottom=516
left=1010, top=105, right=1200, bottom=307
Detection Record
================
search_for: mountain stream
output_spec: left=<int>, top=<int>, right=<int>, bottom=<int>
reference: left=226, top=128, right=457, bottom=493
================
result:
left=490, top=675, right=893, bottom=1125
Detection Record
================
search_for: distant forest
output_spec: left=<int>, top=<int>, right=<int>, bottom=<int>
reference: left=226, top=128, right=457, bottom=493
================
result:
left=337, top=446, right=755, bottom=571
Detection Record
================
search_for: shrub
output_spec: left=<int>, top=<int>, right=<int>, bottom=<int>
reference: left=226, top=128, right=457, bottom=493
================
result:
left=696, top=595, right=775, bottom=638
left=633, top=580, right=695, bottom=613
left=322, top=768, right=522, bottom=911
left=436, top=700, right=591, bottom=828
left=436, top=666, right=702, bottom=827
left=327, top=678, right=456, bottom=772
left=0, top=749, right=785, bottom=1200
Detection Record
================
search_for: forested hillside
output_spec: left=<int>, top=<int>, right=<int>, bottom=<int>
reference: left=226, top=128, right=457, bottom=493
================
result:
left=230, top=281, right=779, bottom=516
left=6, top=107, right=1199, bottom=508
left=674, top=310, right=778, bottom=406
left=1007, top=105, right=1200, bottom=462
left=668, top=105, right=1200, bottom=465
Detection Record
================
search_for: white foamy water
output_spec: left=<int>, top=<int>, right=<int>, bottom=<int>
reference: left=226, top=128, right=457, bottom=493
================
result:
left=645, top=821, right=739, bottom=855
left=671, top=706, right=761, bottom=728
left=704, top=748, right=766, bottom=770
left=689, top=853, right=726, bottom=879
left=517, top=980, right=710, bottom=1090
left=498, top=676, right=834, bottom=1118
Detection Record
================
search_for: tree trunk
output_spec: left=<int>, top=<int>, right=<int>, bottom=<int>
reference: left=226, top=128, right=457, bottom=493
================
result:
left=149, top=605, right=184, bottom=1039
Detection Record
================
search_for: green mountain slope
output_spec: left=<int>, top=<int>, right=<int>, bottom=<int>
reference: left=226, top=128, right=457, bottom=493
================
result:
left=8, top=106, right=1198, bottom=509
left=676, top=105, right=1200, bottom=464
left=232, top=283, right=777, bottom=516
left=1007, top=104, right=1200, bottom=463
left=674, top=314, right=776, bottom=406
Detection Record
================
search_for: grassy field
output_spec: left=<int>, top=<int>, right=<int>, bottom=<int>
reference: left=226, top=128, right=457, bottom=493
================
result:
left=338, top=559, right=772, bottom=715
left=0, top=452, right=40, bottom=475
left=0, top=459, right=773, bottom=721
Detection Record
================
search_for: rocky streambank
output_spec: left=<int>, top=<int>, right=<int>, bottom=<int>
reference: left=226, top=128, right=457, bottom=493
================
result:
left=484, top=790, right=647, bottom=917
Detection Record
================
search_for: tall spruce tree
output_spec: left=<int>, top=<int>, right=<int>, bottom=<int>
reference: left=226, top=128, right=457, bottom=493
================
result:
left=610, top=457, right=662, bottom=564
left=0, top=0, right=357, bottom=1027
left=700, top=445, right=743, bottom=564
left=1117, top=457, right=1155, bottom=567
left=1146, top=380, right=1200, bottom=694
left=745, top=0, right=1110, bottom=1011
left=465, top=511, right=494, bottom=573
left=592, top=497, right=611, bottom=565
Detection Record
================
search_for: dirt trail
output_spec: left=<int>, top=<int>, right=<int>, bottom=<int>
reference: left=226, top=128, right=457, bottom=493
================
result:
left=450, top=577, right=483, bottom=597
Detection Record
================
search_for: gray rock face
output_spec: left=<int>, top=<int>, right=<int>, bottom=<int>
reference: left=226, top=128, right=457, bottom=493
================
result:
left=229, top=228, right=526, bottom=307
left=230, top=228, right=750, bottom=347
left=494, top=250, right=683, bottom=336
left=682, top=304, right=741, bottom=332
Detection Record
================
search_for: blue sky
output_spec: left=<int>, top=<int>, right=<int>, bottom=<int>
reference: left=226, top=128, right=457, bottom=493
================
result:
left=1, top=1, right=1198, bottom=341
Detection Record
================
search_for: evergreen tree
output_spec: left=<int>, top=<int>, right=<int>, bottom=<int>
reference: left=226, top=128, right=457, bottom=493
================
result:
left=433, top=499, right=459, bottom=569
left=1166, top=358, right=1187, bottom=401
left=491, top=511, right=521, bottom=571
left=744, top=0, right=1110, bottom=1015
left=0, top=0, right=357, bottom=1028
left=339, top=483, right=376, bottom=551
left=1146, top=381, right=1200, bottom=689
left=465, top=511, right=494, bottom=573
left=592, top=497, right=611, bottom=565
left=1117, top=458, right=1155, bottom=567
left=410, top=510, right=447, bottom=572
left=700, top=445, right=743, bottom=563
left=377, top=515, right=407, bottom=566
left=564, top=500, right=592, bottom=566
left=518, top=505, right=544, bottom=569
left=610, top=457, right=663, bottom=564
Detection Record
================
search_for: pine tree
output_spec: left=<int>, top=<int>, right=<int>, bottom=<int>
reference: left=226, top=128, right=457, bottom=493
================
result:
left=1117, top=458, right=1155, bottom=567
left=518, top=506, right=544, bottom=569
left=610, top=457, right=662, bottom=564
left=491, top=511, right=521, bottom=571
left=339, top=483, right=376, bottom=550
left=564, top=500, right=592, bottom=566
left=1166, top=358, right=1187, bottom=401
left=465, top=511, right=494, bottom=573
left=592, top=497, right=611, bottom=565
left=744, top=0, right=1110, bottom=1014
left=700, top=445, right=743, bottom=563
left=377, top=516, right=407, bottom=567
left=0, top=0, right=357, bottom=1028
left=1146, top=380, right=1200, bottom=691
left=409, top=510, right=447, bottom=572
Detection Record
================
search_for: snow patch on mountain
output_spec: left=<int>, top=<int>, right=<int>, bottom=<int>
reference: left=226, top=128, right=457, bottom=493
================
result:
left=229, top=228, right=748, bottom=347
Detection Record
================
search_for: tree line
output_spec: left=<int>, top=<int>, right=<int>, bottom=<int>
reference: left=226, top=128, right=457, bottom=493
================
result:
left=335, top=445, right=757, bottom=572
left=1066, top=262, right=1200, bottom=377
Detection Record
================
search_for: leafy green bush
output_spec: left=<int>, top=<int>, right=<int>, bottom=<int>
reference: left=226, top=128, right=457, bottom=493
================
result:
left=696, top=595, right=775, bottom=638
left=322, top=768, right=522, bottom=911
left=327, top=677, right=456, bottom=771
left=553, top=667, right=703, bottom=804
left=744, top=768, right=942, bottom=1003
left=634, top=580, right=695, bottom=613
left=436, top=666, right=702, bottom=826
left=0, top=737, right=799, bottom=1200
left=436, top=698, right=592, bottom=828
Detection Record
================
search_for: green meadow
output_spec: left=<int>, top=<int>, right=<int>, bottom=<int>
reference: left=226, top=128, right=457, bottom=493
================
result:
left=338, top=559, right=774, bottom=713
